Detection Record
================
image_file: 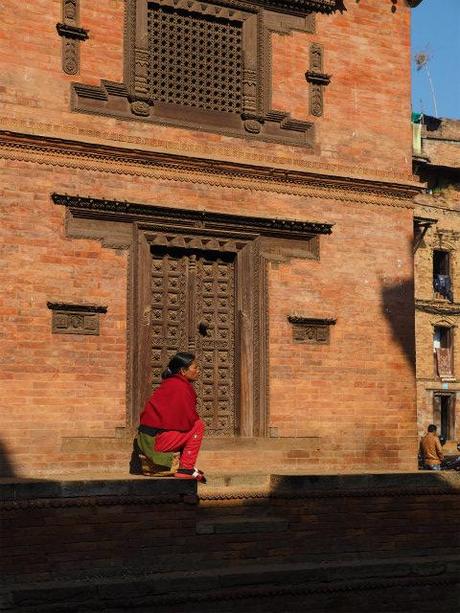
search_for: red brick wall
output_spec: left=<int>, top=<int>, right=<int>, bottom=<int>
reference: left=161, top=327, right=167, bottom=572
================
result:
left=0, top=157, right=417, bottom=474
left=268, top=202, right=417, bottom=471
left=0, top=0, right=413, bottom=176
left=0, top=163, right=128, bottom=473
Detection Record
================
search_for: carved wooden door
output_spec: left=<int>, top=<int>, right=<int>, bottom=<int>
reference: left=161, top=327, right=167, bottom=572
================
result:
left=150, top=246, right=236, bottom=436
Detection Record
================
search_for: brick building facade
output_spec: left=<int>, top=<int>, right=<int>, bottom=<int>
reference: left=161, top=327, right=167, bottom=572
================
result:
left=0, top=0, right=424, bottom=476
left=413, top=116, right=460, bottom=450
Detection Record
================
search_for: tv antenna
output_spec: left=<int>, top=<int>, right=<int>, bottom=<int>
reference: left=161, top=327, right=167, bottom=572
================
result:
left=414, top=49, right=438, bottom=117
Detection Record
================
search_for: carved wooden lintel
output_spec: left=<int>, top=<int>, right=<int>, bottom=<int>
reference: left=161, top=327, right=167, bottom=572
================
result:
left=57, top=0, right=88, bottom=75
left=257, top=0, right=344, bottom=13
left=47, top=302, right=107, bottom=335
left=306, top=43, right=331, bottom=117
left=52, top=194, right=334, bottom=238
left=288, top=316, right=336, bottom=344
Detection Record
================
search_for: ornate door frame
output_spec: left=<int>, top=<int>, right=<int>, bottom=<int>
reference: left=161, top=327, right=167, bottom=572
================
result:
left=133, top=222, right=269, bottom=437
left=52, top=193, right=332, bottom=438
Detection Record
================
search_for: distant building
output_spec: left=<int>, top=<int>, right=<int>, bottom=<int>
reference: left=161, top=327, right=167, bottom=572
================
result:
left=413, top=115, right=460, bottom=450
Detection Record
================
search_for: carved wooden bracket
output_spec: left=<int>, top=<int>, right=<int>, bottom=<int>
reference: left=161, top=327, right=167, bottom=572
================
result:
left=56, top=0, right=89, bottom=75
left=413, top=215, right=437, bottom=254
left=288, top=316, right=336, bottom=344
left=47, top=302, right=107, bottom=335
left=305, top=43, right=331, bottom=117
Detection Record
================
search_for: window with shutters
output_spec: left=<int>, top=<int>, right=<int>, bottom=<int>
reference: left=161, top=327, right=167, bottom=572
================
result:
left=433, top=325, right=454, bottom=380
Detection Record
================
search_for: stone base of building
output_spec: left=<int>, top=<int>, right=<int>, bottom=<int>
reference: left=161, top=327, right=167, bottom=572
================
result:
left=2, top=473, right=460, bottom=612
left=9, top=434, right=418, bottom=478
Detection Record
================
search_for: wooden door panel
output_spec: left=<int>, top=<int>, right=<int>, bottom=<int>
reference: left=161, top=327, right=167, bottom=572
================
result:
left=150, top=247, right=236, bottom=436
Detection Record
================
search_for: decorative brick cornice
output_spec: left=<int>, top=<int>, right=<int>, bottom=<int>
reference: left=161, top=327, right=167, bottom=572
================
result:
left=2, top=486, right=458, bottom=511
left=199, top=486, right=460, bottom=501
left=288, top=316, right=336, bottom=325
left=0, top=130, right=423, bottom=208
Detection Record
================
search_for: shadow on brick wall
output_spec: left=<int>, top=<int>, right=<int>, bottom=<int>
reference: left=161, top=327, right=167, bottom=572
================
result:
left=381, top=277, right=415, bottom=372
left=0, top=439, right=16, bottom=477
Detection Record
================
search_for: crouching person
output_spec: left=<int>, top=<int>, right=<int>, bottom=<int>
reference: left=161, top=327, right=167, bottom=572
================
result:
left=130, top=352, right=206, bottom=482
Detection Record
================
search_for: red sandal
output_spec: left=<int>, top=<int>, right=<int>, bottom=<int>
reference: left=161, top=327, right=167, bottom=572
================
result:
left=174, top=468, right=207, bottom=483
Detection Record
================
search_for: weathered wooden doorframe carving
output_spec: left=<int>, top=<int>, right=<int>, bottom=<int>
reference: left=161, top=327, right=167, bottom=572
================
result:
left=133, top=223, right=269, bottom=437
left=52, top=193, right=333, bottom=438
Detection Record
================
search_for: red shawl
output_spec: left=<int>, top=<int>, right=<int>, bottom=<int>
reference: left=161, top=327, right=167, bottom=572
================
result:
left=140, top=374, right=199, bottom=432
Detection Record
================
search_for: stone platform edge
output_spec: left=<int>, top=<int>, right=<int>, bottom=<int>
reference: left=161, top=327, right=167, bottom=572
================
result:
left=2, top=472, right=460, bottom=506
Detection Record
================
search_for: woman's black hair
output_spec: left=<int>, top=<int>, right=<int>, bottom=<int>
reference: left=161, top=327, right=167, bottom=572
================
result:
left=161, top=352, right=196, bottom=379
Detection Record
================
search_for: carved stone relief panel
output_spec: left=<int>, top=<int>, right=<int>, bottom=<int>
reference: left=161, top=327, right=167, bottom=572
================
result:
left=47, top=302, right=107, bottom=335
left=288, top=316, right=336, bottom=343
left=305, top=43, right=331, bottom=117
left=56, top=0, right=89, bottom=75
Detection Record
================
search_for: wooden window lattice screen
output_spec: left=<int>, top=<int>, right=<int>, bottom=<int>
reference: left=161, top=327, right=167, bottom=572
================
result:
left=149, top=4, right=243, bottom=113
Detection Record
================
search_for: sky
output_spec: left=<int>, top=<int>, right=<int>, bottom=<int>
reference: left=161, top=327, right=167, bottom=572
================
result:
left=411, top=0, right=460, bottom=119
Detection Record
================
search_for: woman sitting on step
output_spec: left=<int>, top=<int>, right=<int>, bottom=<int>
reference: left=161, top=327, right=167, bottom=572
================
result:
left=130, top=352, right=206, bottom=482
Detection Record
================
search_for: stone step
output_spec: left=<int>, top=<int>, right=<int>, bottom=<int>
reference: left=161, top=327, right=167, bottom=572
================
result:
left=4, top=554, right=460, bottom=612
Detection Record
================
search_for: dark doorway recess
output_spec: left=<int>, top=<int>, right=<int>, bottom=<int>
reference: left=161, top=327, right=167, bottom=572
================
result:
left=433, top=393, right=456, bottom=441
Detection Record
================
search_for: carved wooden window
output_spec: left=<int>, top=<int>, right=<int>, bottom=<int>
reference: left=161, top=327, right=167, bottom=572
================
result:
left=71, top=0, right=318, bottom=146
left=149, top=5, right=243, bottom=113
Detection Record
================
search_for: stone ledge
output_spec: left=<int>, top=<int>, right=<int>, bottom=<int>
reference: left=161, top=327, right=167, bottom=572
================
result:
left=3, top=473, right=460, bottom=508
left=270, top=471, right=460, bottom=493
left=0, top=477, right=196, bottom=502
